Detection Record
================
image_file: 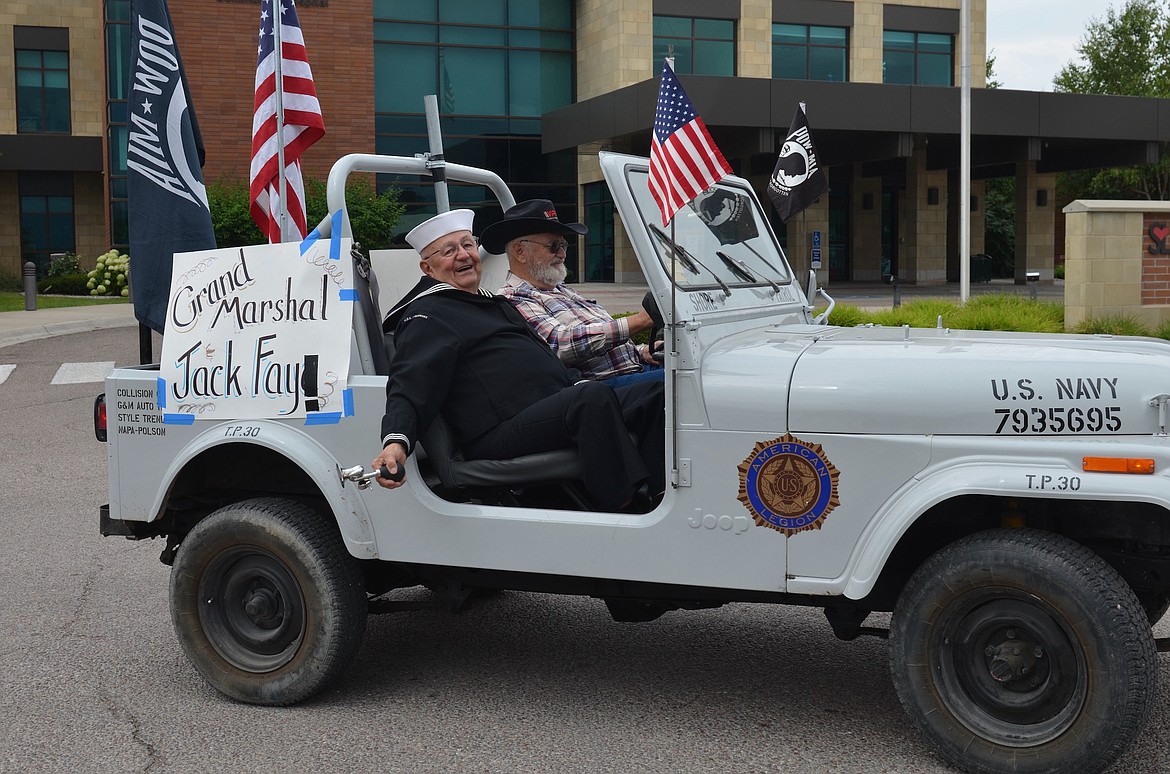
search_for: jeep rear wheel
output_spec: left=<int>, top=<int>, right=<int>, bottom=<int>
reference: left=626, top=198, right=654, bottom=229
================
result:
left=890, top=528, right=1156, bottom=774
left=170, top=498, right=366, bottom=705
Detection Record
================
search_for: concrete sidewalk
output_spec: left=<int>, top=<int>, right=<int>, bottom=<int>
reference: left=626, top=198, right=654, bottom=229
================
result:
left=0, top=302, right=138, bottom=349
left=0, top=279, right=1064, bottom=349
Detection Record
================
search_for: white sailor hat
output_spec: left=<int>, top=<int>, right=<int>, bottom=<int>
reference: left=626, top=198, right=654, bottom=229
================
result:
left=405, top=209, right=476, bottom=254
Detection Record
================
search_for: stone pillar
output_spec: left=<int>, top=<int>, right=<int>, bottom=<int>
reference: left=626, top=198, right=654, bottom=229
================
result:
left=852, top=167, right=883, bottom=281
left=738, top=0, right=773, bottom=78
left=945, top=174, right=988, bottom=280
left=576, top=0, right=653, bottom=101
left=1064, top=200, right=1170, bottom=329
left=1014, top=161, right=1056, bottom=283
left=784, top=195, right=831, bottom=283
left=971, top=179, right=987, bottom=255
left=902, top=142, right=948, bottom=284
left=850, top=1, right=884, bottom=84
left=576, top=0, right=652, bottom=283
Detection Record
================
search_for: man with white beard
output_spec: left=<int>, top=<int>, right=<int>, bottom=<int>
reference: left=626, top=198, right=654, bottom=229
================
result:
left=482, top=199, right=664, bottom=387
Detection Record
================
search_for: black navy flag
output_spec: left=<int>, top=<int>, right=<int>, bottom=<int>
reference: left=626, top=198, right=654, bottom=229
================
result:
left=768, top=103, right=829, bottom=223
left=127, top=0, right=216, bottom=333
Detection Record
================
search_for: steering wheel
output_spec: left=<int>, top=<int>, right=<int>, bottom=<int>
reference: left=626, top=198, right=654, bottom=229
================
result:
left=642, top=291, right=666, bottom=363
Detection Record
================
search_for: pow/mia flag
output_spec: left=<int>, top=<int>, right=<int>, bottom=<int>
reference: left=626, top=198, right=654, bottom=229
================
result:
left=691, top=188, right=759, bottom=245
left=127, top=0, right=216, bottom=333
left=767, top=103, right=829, bottom=223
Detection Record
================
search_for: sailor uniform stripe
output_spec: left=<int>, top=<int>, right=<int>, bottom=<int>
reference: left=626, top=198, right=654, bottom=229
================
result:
left=382, top=432, right=409, bottom=449
left=385, top=282, right=462, bottom=320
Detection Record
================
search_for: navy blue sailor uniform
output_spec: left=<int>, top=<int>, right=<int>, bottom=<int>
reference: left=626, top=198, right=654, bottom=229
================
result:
left=380, top=276, right=664, bottom=510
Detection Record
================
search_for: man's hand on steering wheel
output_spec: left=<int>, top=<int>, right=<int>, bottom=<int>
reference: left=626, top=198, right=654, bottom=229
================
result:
left=641, top=291, right=665, bottom=361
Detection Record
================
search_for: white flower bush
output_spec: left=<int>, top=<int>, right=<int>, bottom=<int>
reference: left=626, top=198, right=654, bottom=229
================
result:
left=86, top=250, right=131, bottom=297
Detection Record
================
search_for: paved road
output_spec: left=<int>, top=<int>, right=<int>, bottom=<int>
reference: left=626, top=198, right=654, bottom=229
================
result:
left=0, top=327, right=1166, bottom=774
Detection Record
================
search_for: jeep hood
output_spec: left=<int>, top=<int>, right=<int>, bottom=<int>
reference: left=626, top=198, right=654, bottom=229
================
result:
left=702, top=324, right=1170, bottom=436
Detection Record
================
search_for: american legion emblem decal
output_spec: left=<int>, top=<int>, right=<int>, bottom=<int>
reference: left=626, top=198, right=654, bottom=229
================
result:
left=737, top=434, right=841, bottom=537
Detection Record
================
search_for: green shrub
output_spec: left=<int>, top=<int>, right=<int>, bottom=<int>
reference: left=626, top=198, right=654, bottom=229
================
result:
left=207, top=177, right=405, bottom=250
left=867, top=299, right=956, bottom=328
left=37, top=273, right=91, bottom=295
left=954, top=295, right=1064, bottom=333
left=0, top=271, right=19, bottom=292
left=1153, top=321, right=1170, bottom=340
left=48, top=252, right=82, bottom=277
left=1054, top=263, right=1065, bottom=280
left=1071, top=314, right=1152, bottom=337
left=824, top=294, right=1064, bottom=333
left=206, top=179, right=264, bottom=247
left=825, top=302, right=868, bottom=327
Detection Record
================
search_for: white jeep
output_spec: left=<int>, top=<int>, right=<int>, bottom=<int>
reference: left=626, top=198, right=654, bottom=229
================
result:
left=99, top=151, right=1170, bottom=774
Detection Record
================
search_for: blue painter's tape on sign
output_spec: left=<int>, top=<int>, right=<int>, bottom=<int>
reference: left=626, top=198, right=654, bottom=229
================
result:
left=304, top=412, right=343, bottom=426
left=300, top=229, right=321, bottom=255
left=157, top=377, right=167, bottom=409
left=329, top=210, right=343, bottom=259
left=343, top=388, right=354, bottom=417
left=339, top=288, right=358, bottom=302
left=163, top=413, right=195, bottom=425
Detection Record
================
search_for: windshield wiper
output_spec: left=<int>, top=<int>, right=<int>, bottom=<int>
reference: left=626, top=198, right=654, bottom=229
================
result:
left=718, top=251, right=781, bottom=295
left=649, top=225, right=701, bottom=274
left=648, top=225, right=731, bottom=298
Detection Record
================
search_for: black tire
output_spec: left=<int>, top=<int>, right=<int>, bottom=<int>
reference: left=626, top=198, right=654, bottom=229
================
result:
left=169, top=497, right=367, bottom=705
left=890, top=528, right=1157, bottom=774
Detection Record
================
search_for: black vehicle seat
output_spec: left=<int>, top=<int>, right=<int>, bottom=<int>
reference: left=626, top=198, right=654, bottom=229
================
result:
left=351, top=245, right=391, bottom=375
left=380, top=333, right=585, bottom=492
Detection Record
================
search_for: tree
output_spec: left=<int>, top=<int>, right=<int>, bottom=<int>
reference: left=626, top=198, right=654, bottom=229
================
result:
left=1054, top=0, right=1170, bottom=97
left=304, top=177, right=405, bottom=251
left=982, top=52, right=1014, bottom=276
left=1054, top=0, right=1170, bottom=199
left=985, top=50, right=1002, bottom=89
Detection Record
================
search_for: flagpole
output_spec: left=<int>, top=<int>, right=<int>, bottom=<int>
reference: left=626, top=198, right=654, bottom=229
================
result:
left=424, top=95, right=451, bottom=214
left=959, top=0, right=971, bottom=302
left=273, top=0, right=288, bottom=242
left=664, top=55, right=679, bottom=487
left=669, top=214, right=679, bottom=485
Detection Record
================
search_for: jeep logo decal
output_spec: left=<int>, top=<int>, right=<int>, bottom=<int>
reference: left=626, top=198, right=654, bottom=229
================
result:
left=737, top=434, right=840, bottom=537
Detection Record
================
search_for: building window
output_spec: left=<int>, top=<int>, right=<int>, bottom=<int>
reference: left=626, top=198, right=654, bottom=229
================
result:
left=15, top=49, right=71, bottom=133
left=106, top=0, right=132, bottom=250
left=653, top=16, right=735, bottom=76
left=582, top=181, right=614, bottom=282
left=883, top=31, right=952, bottom=86
left=773, top=24, right=847, bottom=81
left=374, top=0, right=573, bottom=118
left=373, top=0, right=577, bottom=243
left=19, top=174, right=75, bottom=276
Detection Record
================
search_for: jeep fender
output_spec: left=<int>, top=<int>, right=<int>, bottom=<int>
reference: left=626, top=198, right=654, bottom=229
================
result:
left=145, top=420, right=378, bottom=559
left=788, top=455, right=1170, bottom=600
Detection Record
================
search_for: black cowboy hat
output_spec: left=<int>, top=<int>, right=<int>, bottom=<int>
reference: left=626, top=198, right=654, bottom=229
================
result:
left=478, top=198, right=587, bottom=254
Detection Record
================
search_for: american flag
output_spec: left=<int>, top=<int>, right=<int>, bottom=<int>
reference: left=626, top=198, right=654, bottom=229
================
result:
left=648, top=60, right=731, bottom=227
left=250, top=0, right=324, bottom=243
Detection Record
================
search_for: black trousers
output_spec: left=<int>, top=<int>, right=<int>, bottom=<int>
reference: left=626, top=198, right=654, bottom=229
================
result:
left=462, top=379, right=665, bottom=511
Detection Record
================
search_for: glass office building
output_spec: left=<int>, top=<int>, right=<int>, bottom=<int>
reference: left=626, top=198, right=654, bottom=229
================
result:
left=2, top=1, right=1160, bottom=288
left=372, top=0, right=581, bottom=275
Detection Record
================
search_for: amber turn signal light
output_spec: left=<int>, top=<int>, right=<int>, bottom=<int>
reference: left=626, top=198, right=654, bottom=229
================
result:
left=1082, top=457, right=1155, bottom=474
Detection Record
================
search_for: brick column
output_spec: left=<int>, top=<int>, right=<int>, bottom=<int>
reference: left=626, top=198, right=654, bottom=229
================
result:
left=1063, top=200, right=1170, bottom=328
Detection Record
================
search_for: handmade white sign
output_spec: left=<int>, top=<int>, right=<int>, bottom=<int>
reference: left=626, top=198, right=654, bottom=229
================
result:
left=158, top=235, right=355, bottom=421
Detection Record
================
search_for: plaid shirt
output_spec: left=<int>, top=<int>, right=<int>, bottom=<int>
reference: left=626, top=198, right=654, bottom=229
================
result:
left=501, top=277, right=644, bottom=380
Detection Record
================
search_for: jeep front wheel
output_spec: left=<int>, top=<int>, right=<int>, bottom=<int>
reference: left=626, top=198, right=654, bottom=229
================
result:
left=170, top=497, right=367, bottom=705
left=890, top=528, right=1156, bottom=774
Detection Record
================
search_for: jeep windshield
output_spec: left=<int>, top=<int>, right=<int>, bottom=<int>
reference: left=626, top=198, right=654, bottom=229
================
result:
left=625, top=168, right=793, bottom=292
